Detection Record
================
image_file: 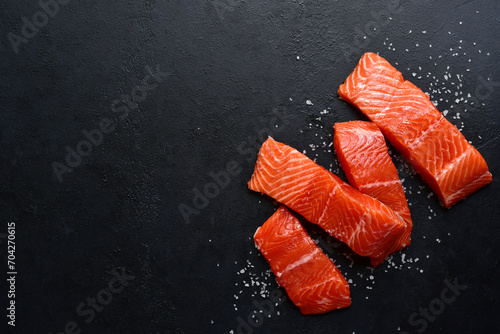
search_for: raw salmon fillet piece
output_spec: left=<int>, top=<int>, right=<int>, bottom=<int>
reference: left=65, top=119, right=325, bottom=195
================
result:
left=338, top=52, right=492, bottom=208
left=248, top=137, right=406, bottom=267
left=334, top=121, right=412, bottom=253
left=254, top=206, right=351, bottom=314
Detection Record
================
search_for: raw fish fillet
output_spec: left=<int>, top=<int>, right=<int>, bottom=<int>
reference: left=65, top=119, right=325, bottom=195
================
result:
left=334, top=121, right=412, bottom=253
left=248, top=137, right=406, bottom=267
left=254, top=206, right=351, bottom=314
left=338, top=52, right=492, bottom=208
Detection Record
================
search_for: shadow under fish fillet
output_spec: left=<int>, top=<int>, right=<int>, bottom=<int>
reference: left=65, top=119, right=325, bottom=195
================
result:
left=338, top=52, right=492, bottom=208
left=334, top=121, right=412, bottom=254
left=254, top=206, right=351, bottom=314
left=248, top=137, right=406, bottom=267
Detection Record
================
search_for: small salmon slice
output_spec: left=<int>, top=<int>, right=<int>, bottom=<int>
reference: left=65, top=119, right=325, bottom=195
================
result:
left=254, top=206, right=351, bottom=314
left=338, top=52, right=492, bottom=208
left=334, top=121, right=412, bottom=253
left=248, top=137, right=406, bottom=267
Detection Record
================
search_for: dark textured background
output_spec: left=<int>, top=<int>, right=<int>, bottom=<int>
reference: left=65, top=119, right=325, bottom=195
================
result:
left=1, top=1, right=499, bottom=333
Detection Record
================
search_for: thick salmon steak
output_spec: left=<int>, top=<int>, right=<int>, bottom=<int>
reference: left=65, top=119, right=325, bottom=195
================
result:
left=248, top=137, right=406, bottom=267
left=254, top=206, right=351, bottom=314
left=334, top=121, right=412, bottom=253
left=338, top=52, right=492, bottom=208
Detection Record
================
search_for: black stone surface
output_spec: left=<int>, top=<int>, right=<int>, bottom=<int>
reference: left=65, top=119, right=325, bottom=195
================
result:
left=1, top=1, right=499, bottom=333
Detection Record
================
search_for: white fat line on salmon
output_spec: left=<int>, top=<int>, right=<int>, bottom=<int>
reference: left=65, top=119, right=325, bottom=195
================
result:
left=442, top=170, right=493, bottom=204
left=434, top=146, right=472, bottom=181
left=358, top=179, right=401, bottom=190
left=276, top=250, right=319, bottom=277
left=316, top=183, right=340, bottom=225
left=405, top=117, right=446, bottom=151
left=300, top=275, right=339, bottom=294
left=344, top=215, right=370, bottom=254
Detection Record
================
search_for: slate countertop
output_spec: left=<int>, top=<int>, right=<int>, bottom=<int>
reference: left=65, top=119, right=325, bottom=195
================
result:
left=1, top=1, right=499, bottom=333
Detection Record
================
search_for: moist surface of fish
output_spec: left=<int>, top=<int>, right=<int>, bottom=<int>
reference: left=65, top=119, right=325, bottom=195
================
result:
left=338, top=52, right=492, bottom=208
left=254, top=206, right=351, bottom=314
left=334, top=121, right=412, bottom=253
left=248, top=137, right=406, bottom=267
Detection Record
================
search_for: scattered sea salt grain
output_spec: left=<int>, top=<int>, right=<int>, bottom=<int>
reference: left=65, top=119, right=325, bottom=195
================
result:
left=232, top=256, right=285, bottom=318
left=381, top=28, right=493, bottom=126
left=306, top=100, right=313, bottom=106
